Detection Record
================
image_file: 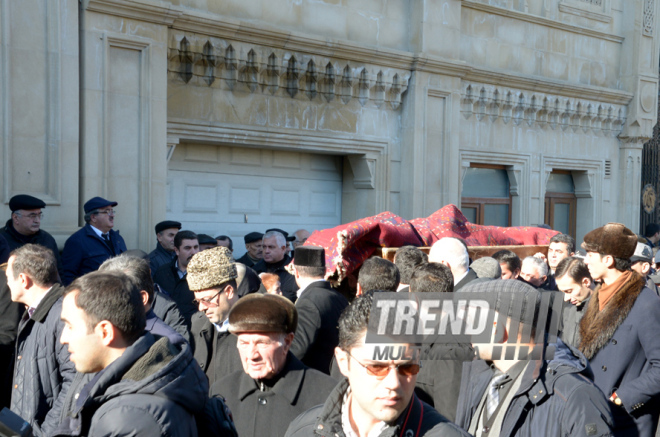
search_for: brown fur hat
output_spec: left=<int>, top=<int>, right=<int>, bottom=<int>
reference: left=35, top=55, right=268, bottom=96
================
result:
left=228, top=293, right=297, bottom=334
left=581, top=222, right=637, bottom=259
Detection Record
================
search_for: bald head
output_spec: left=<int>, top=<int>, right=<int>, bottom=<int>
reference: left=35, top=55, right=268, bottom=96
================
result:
left=428, top=237, right=469, bottom=278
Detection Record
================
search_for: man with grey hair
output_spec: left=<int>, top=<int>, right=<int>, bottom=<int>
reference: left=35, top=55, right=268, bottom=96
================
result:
left=253, top=230, right=298, bottom=302
left=428, top=237, right=477, bottom=291
left=61, top=196, right=127, bottom=285
left=520, top=256, right=552, bottom=289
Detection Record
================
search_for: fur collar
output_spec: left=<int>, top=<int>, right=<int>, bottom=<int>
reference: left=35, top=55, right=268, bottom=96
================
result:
left=578, top=271, right=645, bottom=360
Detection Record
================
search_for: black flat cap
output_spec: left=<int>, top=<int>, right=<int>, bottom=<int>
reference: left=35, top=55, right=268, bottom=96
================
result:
left=294, top=246, right=325, bottom=268
left=244, top=232, right=263, bottom=244
left=84, top=197, right=118, bottom=214
left=266, top=228, right=296, bottom=242
left=228, top=293, right=297, bottom=334
left=197, top=234, right=217, bottom=245
left=9, top=195, right=46, bottom=212
left=155, top=220, right=182, bottom=234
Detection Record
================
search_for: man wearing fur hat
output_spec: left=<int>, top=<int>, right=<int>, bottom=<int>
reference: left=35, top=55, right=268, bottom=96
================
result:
left=579, top=222, right=660, bottom=436
left=210, top=293, right=337, bottom=437
left=188, top=246, right=243, bottom=387
left=290, top=246, right=348, bottom=374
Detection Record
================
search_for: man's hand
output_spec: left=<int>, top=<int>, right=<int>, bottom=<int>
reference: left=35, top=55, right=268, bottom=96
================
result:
left=533, top=252, right=547, bottom=263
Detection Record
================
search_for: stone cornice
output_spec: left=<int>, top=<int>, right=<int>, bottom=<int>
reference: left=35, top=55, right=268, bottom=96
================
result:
left=462, top=0, right=624, bottom=43
left=82, top=0, right=183, bottom=25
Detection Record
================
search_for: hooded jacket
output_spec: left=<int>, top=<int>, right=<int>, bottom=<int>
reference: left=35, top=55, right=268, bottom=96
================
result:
left=455, top=339, right=614, bottom=437
left=285, top=379, right=470, bottom=437
left=54, top=332, right=208, bottom=437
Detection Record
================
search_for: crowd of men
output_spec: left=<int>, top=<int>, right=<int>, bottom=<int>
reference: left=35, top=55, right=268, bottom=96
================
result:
left=1, top=193, right=660, bottom=436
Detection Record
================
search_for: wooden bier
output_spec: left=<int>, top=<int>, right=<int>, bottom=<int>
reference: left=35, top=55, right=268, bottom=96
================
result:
left=376, top=245, right=549, bottom=263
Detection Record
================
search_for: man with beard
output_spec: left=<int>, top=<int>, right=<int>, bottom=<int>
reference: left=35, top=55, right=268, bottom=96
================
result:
left=148, top=220, right=181, bottom=275
left=153, top=230, right=200, bottom=326
left=236, top=232, right=263, bottom=268
left=0, top=195, right=61, bottom=274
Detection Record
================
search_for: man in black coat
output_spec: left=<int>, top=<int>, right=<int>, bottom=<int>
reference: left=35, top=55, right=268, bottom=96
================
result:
left=60, top=197, right=127, bottom=285
left=7, top=244, right=75, bottom=436
left=153, top=230, right=200, bottom=326
left=212, top=293, right=338, bottom=437
left=0, top=195, right=62, bottom=274
left=579, top=223, right=660, bottom=436
left=188, top=246, right=243, bottom=387
left=235, top=232, right=263, bottom=268
left=554, top=256, right=594, bottom=348
left=290, top=246, right=348, bottom=374
left=54, top=271, right=207, bottom=436
left=0, top=267, right=22, bottom=410
left=148, top=220, right=181, bottom=275
left=285, top=292, right=469, bottom=437
left=253, top=230, right=298, bottom=302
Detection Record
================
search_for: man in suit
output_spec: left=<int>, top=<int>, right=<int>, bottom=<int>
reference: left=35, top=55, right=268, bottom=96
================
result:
left=290, top=246, right=348, bottom=374
left=429, top=237, right=477, bottom=291
left=148, top=220, right=181, bottom=275
left=61, top=197, right=127, bottom=285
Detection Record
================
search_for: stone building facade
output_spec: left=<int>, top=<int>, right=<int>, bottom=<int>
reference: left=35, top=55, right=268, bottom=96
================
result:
left=1, top=0, right=658, bottom=257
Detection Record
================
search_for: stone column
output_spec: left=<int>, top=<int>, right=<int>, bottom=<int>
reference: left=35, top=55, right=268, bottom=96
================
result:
left=618, top=138, right=645, bottom=232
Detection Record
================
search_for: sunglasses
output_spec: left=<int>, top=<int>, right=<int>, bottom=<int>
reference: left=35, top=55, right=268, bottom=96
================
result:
left=346, top=351, right=421, bottom=379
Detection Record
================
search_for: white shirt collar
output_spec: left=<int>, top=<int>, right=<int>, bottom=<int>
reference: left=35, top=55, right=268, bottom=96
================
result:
left=90, top=225, right=105, bottom=238
left=215, top=318, right=230, bottom=333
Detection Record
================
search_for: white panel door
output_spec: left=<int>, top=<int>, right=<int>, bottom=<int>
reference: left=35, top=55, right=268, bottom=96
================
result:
left=167, top=144, right=343, bottom=258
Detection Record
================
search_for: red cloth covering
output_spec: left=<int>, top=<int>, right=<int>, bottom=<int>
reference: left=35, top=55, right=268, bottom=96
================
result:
left=304, top=204, right=559, bottom=283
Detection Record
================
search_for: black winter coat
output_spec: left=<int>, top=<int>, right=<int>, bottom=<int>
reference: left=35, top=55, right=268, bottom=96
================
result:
left=0, top=269, right=23, bottom=409
left=285, top=378, right=470, bottom=437
left=0, top=220, right=62, bottom=274
left=455, top=339, right=615, bottom=437
left=151, top=288, right=191, bottom=343
left=190, top=312, right=243, bottom=388
left=148, top=242, right=176, bottom=277
left=253, top=256, right=299, bottom=302
left=212, top=353, right=337, bottom=437
left=291, top=281, right=348, bottom=374
left=53, top=333, right=208, bottom=437
left=153, top=260, right=199, bottom=327
left=60, top=224, right=126, bottom=285
left=10, top=285, right=76, bottom=436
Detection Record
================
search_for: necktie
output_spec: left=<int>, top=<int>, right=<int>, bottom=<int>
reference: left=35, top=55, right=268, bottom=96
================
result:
left=102, top=233, right=110, bottom=243
left=486, top=373, right=508, bottom=418
left=27, top=307, right=36, bottom=318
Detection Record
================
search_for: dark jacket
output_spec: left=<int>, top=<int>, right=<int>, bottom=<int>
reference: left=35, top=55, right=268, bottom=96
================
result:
left=455, top=339, right=614, bottom=437
left=236, top=252, right=258, bottom=268
left=212, top=353, right=337, bottom=437
left=153, top=260, right=198, bottom=326
left=60, top=224, right=127, bottom=285
left=11, top=285, right=76, bottom=436
left=190, top=312, right=243, bottom=388
left=285, top=378, right=470, bottom=437
left=291, top=281, right=348, bottom=374
left=455, top=269, right=478, bottom=291
left=54, top=333, right=208, bottom=437
left=579, top=272, right=660, bottom=437
left=151, top=288, right=191, bottom=343
left=414, top=342, right=475, bottom=422
left=149, top=242, right=176, bottom=277
left=0, top=233, right=9, bottom=263
left=253, top=255, right=299, bottom=302
left=0, top=270, right=22, bottom=409
left=558, top=297, right=589, bottom=349
left=0, top=219, right=61, bottom=273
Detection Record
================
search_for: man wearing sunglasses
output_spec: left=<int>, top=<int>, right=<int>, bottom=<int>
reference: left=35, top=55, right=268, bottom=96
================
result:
left=61, top=196, right=126, bottom=285
left=286, top=292, right=469, bottom=437
left=188, top=246, right=243, bottom=387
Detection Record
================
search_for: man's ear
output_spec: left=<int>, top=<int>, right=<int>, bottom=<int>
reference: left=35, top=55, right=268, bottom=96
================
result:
left=603, top=255, right=615, bottom=269
left=140, top=290, right=149, bottom=307
left=642, top=262, right=651, bottom=275
left=582, top=277, right=592, bottom=288
left=335, top=347, right=351, bottom=378
left=19, top=272, right=32, bottom=290
left=225, top=284, right=236, bottom=301
left=541, top=275, right=548, bottom=283
left=282, top=332, right=295, bottom=352
left=96, top=320, right=117, bottom=347
left=356, top=283, right=363, bottom=297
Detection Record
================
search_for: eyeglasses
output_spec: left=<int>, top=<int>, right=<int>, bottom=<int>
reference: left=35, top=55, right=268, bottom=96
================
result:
left=16, top=212, right=43, bottom=220
left=192, top=290, right=222, bottom=307
left=95, top=209, right=115, bottom=215
left=345, top=351, right=421, bottom=379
